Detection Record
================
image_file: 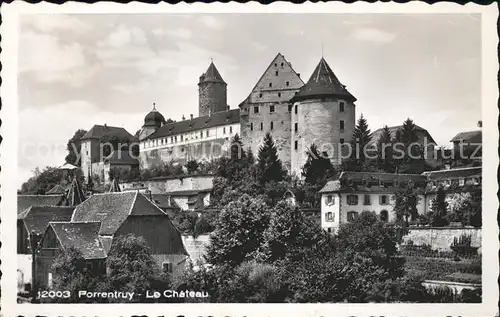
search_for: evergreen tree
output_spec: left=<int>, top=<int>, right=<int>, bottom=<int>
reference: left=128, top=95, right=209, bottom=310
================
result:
left=247, top=147, right=255, bottom=165
left=349, top=114, right=373, bottom=171
left=257, top=133, right=286, bottom=184
left=399, top=118, right=420, bottom=146
left=430, top=186, right=449, bottom=227
left=301, top=144, right=337, bottom=185
left=397, top=118, right=426, bottom=174
left=376, top=126, right=396, bottom=173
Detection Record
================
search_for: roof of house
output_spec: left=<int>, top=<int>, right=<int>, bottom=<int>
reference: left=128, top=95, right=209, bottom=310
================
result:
left=148, top=194, right=172, bottom=209
left=199, top=62, right=226, bottom=84
left=18, top=206, right=75, bottom=235
left=318, top=180, right=342, bottom=193
left=49, top=222, right=107, bottom=259
left=292, top=57, right=356, bottom=102
left=17, top=194, right=64, bottom=215
left=422, top=167, right=482, bottom=180
left=46, top=184, right=67, bottom=195
left=370, top=124, right=436, bottom=144
left=450, top=130, right=482, bottom=143
left=81, top=124, right=135, bottom=141
left=319, top=172, right=427, bottom=193
left=104, top=150, right=139, bottom=166
left=167, top=189, right=212, bottom=196
left=71, top=191, right=168, bottom=235
left=144, top=109, right=240, bottom=141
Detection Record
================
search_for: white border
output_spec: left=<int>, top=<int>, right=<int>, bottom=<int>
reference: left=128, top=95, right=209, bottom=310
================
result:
left=1, top=2, right=498, bottom=316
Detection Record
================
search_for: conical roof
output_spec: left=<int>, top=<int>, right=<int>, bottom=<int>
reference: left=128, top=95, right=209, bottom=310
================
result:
left=199, top=62, right=226, bottom=84
left=65, top=178, right=86, bottom=207
left=144, top=103, right=166, bottom=127
left=292, top=57, right=356, bottom=102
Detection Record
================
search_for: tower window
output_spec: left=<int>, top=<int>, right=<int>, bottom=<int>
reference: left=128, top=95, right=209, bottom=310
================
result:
left=260, top=122, right=263, bottom=130
left=294, top=105, right=298, bottom=114
left=339, top=101, right=345, bottom=112
left=288, top=104, right=293, bottom=112
left=269, top=82, right=272, bottom=88
left=294, top=140, right=298, bottom=150
left=254, top=106, right=259, bottom=114
left=340, top=120, right=345, bottom=131
left=278, top=92, right=281, bottom=98
left=294, top=122, right=298, bottom=132
left=270, top=122, right=274, bottom=130
left=286, top=81, right=289, bottom=87
left=250, top=123, right=253, bottom=131
left=275, top=71, right=278, bottom=76
left=270, top=105, right=275, bottom=113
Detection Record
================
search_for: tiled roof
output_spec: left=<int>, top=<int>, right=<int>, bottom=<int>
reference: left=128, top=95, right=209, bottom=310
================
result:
left=370, top=124, right=436, bottom=144
left=71, top=192, right=167, bottom=235
left=104, top=150, right=139, bottom=166
left=46, top=184, right=67, bottom=195
left=18, top=206, right=75, bottom=235
left=81, top=125, right=134, bottom=141
left=319, top=180, right=341, bottom=193
left=450, top=130, right=482, bottom=143
left=49, top=222, right=107, bottom=259
left=144, top=109, right=240, bottom=140
left=167, top=189, right=211, bottom=196
left=422, top=167, right=481, bottom=181
left=292, top=57, right=356, bottom=102
left=17, top=195, right=64, bottom=215
left=199, top=62, right=226, bottom=84
left=148, top=194, right=172, bottom=209
left=339, top=171, right=427, bottom=183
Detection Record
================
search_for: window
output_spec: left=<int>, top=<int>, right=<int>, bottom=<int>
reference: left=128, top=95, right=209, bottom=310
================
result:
left=85, top=262, right=93, bottom=271
left=339, top=101, right=345, bottom=112
left=274, top=63, right=277, bottom=67
left=254, top=106, right=259, bottom=114
left=326, top=212, right=334, bottom=222
left=363, top=194, right=371, bottom=205
left=286, top=81, right=289, bottom=87
left=162, top=261, right=173, bottom=273
left=223, top=127, right=226, bottom=134
left=200, top=131, right=203, bottom=138
left=347, top=195, right=358, bottom=205
left=294, top=105, right=298, bottom=114
left=270, top=105, right=275, bottom=113
left=259, top=93, right=263, bottom=98
left=175, top=136, right=177, bottom=142
left=340, top=138, right=345, bottom=144
left=379, top=195, right=388, bottom=205
left=281, top=62, right=284, bottom=67
left=250, top=123, right=253, bottom=131
left=181, top=135, right=184, bottom=141
left=278, top=92, right=281, bottom=98
left=340, top=120, right=345, bottom=131
left=275, top=71, right=279, bottom=76
left=206, top=130, right=209, bottom=137
left=294, top=123, right=298, bottom=132
left=270, top=122, right=274, bottom=130
left=230, top=126, right=233, bottom=133
left=269, top=82, right=272, bottom=88
left=288, top=104, right=293, bottom=112
left=380, top=210, right=389, bottom=222
left=459, top=178, right=465, bottom=186
left=260, top=122, right=263, bottom=130
left=327, top=228, right=332, bottom=233
left=347, top=211, right=358, bottom=222
left=326, top=195, right=334, bottom=205
left=294, top=140, right=298, bottom=150
left=171, top=137, right=173, bottom=143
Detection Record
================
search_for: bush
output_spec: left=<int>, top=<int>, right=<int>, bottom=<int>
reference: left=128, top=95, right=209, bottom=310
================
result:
left=450, top=234, right=478, bottom=256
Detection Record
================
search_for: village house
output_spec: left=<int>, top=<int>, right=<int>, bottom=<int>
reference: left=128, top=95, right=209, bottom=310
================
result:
left=37, top=191, right=189, bottom=288
left=450, top=130, right=482, bottom=163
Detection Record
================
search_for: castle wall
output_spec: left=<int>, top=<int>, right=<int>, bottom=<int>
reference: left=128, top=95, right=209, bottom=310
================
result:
left=199, top=82, right=227, bottom=117
left=291, top=98, right=355, bottom=177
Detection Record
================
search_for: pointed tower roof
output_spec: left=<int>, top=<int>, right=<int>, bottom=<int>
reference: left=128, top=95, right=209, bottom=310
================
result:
left=65, top=178, right=86, bottom=207
left=199, top=62, right=226, bottom=85
left=292, top=57, right=356, bottom=102
left=108, top=178, right=121, bottom=193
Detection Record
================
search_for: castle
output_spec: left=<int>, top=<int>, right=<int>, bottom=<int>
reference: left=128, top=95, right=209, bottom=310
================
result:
left=138, top=53, right=357, bottom=176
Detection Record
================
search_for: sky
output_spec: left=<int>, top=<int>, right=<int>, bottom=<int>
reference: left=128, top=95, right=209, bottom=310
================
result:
left=18, top=13, right=481, bottom=187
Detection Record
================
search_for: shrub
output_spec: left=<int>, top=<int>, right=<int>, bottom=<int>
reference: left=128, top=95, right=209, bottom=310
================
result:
left=450, top=234, right=478, bottom=256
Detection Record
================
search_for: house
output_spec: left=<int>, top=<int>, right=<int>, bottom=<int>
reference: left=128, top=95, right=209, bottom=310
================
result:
left=319, top=172, right=427, bottom=234
left=37, top=191, right=189, bottom=288
left=17, top=194, right=65, bottom=216
left=450, top=130, right=482, bottom=162
left=167, top=189, right=211, bottom=211
left=102, top=150, right=139, bottom=184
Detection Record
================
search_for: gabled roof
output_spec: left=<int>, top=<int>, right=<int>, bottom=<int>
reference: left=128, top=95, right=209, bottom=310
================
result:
left=370, top=124, right=436, bottom=144
left=46, top=184, right=67, bottom=195
left=81, top=125, right=134, bottom=141
left=422, top=167, right=481, bottom=181
left=18, top=206, right=75, bottom=235
left=319, top=180, right=341, bottom=193
left=71, top=191, right=167, bottom=235
left=104, top=150, right=139, bottom=166
left=292, top=57, right=356, bottom=102
left=17, top=194, right=64, bottom=215
left=144, top=109, right=240, bottom=140
left=450, top=130, right=482, bottom=143
left=49, top=222, right=107, bottom=259
left=199, top=62, right=226, bottom=84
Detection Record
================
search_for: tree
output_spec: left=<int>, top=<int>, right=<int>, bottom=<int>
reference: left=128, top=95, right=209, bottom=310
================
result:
left=205, top=194, right=270, bottom=267
left=257, top=133, right=286, bottom=184
left=376, top=125, right=396, bottom=173
left=301, top=144, right=337, bottom=185
left=106, top=234, right=170, bottom=303
left=392, top=181, right=421, bottom=226
left=247, top=147, right=255, bottom=165
left=186, top=160, right=199, bottom=174
left=394, top=118, right=427, bottom=174
left=350, top=114, right=373, bottom=168
left=20, top=166, right=64, bottom=194
left=429, top=186, right=449, bottom=227
left=65, top=129, right=88, bottom=166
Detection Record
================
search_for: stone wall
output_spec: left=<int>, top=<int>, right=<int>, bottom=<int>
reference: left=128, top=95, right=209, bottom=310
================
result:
left=199, top=82, right=227, bottom=117
left=120, top=175, right=214, bottom=194
left=403, top=227, right=482, bottom=251
left=182, top=234, right=211, bottom=265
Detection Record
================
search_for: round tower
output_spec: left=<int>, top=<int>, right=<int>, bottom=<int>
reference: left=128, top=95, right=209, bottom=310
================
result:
left=290, top=57, right=357, bottom=177
left=198, top=61, right=228, bottom=117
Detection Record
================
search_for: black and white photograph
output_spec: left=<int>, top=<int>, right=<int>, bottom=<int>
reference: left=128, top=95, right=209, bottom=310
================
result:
left=0, top=2, right=498, bottom=316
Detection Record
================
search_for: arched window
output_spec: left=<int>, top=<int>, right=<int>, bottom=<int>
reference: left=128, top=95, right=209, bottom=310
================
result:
left=347, top=211, right=358, bottom=222
left=326, top=212, right=334, bottom=222
left=380, top=210, right=389, bottom=222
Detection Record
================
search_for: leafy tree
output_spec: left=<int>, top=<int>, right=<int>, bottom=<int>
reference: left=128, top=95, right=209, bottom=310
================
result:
left=20, top=166, right=64, bottom=194
left=257, top=133, right=286, bottom=184
left=302, top=144, right=337, bottom=185
left=429, top=186, right=449, bottom=227
left=205, top=194, right=270, bottom=267
left=65, top=129, right=88, bottom=166
left=376, top=125, right=396, bottom=173
left=106, top=234, right=170, bottom=303
left=392, top=181, right=421, bottom=226
left=185, top=160, right=199, bottom=174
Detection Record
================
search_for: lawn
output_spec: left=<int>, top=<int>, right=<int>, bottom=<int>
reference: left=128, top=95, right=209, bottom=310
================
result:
left=404, top=255, right=481, bottom=284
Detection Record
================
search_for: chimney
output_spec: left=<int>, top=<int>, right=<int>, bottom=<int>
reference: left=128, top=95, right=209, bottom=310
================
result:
left=190, top=114, right=193, bottom=120
left=182, top=115, right=185, bottom=121
left=477, top=120, right=482, bottom=128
